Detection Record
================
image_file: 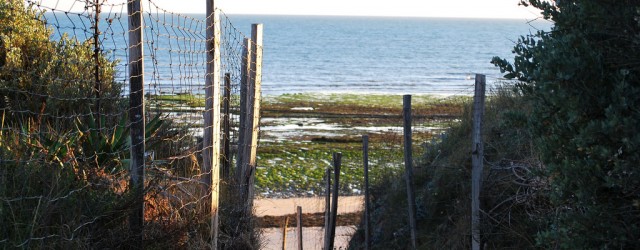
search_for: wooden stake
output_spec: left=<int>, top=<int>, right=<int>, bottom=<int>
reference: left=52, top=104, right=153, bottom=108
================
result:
left=127, top=0, right=144, bottom=245
left=222, top=73, right=231, bottom=180
left=93, top=0, right=102, bottom=128
left=296, top=206, right=303, bottom=250
left=236, top=37, right=252, bottom=184
left=204, top=2, right=222, bottom=248
left=403, top=95, right=417, bottom=249
left=246, top=23, right=263, bottom=213
left=327, top=152, right=342, bottom=250
left=282, top=216, right=289, bottom=250
left=471, top=74, right=486, bottom=250
left=363, top=134, right=371, bottom=250
left=323, top=167, right=331, bottom=249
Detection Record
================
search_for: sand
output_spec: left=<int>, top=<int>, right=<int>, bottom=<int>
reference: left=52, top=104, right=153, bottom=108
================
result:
left=260, top=226, right=356, bottom=250
left=254, top=196, right=364, bottom=216
left=255, top=196, right=364, bottom=249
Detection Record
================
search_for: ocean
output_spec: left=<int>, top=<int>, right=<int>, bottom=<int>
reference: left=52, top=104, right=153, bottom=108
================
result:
left=45, top=12, right=551, bottom=96
left=231, top=15, right=550, bottom=95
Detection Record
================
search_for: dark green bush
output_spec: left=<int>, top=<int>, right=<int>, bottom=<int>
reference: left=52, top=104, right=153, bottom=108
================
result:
left=493, top=0, right=640, bottom=248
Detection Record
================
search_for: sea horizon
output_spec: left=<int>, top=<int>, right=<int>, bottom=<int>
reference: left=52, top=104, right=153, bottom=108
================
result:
left=44, top=12, right=551, bottom=96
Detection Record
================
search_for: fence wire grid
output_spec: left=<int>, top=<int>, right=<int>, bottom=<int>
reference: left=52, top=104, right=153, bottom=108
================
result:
left=0, top=0, right=259, bottom=248
left=2, top=0, right=536, bottom=249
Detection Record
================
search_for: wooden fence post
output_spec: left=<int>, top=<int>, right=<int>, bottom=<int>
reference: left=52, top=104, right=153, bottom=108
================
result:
left=323, top=167, right=331, bottom=249
left=246, top=23, right=263, bottom=213
left=222, top=73, right=231, bottom=180
left=236, top=37, right=252, bottom=184
left=127, top=0, right=144, bottom=245
left=204, top=1, right=222, bottom=248
left=363, top=134, right=371, bottom=250
left=471, top=74, right=486, bottom=250
left=403, top=95, right=417, bottom=249
left=282, top=216, right=289, bottom=250
left=93, top=0, right=102, bottom=128
left=297, top=206, right=303, bottom=250
left=326, top=152, right=342, bottom=250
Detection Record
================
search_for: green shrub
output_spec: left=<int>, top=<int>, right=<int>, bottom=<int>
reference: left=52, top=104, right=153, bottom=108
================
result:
left=0, top=1, right=221, bottom=248
left=492, top=1, right=640, bottom=248
left=0, top=2, right=132, bottom=247
left=349, top=88, right=547, bottom=249
left=0, top=0, right=122, bottom=128
left=0, top=121, right=132, bottom=248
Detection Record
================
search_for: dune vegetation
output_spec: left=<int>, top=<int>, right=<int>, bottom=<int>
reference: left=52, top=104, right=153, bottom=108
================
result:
left=349, top=1, right=640, bottom=249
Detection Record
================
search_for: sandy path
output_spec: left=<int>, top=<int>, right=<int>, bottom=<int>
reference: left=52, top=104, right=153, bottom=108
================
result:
left=255, top=196, right=363, bottom=249
left=260, top=226, right=356, bottom=250
left=254, top=196, right=364, bottom=217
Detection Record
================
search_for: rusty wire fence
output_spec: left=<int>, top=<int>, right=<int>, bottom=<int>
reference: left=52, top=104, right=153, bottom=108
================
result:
left=0, top=0, right=262, bottom=248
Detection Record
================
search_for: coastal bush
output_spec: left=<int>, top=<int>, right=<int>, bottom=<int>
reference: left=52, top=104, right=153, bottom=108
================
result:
left=0, top=120, right=133, bottom=248
left=0, top=2, right=203, bottom=248
left=349, top=87, right=547, bottom=249
left=492, top=0, right=640, bottom=248
left=0, top=2, right=128, bottom=247
left=0, top=0, right=123, bottom=128
left=0, top=116, right=203, bottom=248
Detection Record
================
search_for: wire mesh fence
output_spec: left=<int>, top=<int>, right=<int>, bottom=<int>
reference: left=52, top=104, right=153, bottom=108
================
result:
left=1, top=0, right=535, bottom=248
left=0, top=0, right=259, bottom=248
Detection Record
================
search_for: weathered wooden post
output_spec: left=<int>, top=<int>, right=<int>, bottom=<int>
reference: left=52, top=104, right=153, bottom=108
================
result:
left=323, top=167, right=331, bottom=249
left=127, top=0, right=144, bottom=245
left=296, top=206, right=303, bottom=250
left=403, top=95, right=417, bottom=249
left=246, top=23, right=263, bottom=213
left=471, top=74, right=486, bottom=250
left=237, top=23, right=263, bottom=218
left=204, top=0, right=222, bottom=247
left=363, top=134, right=371, bottom=250
left=222, top=73, right=231, bottom=180
left=236, top=37, right=252, bottom=183
left=326, top=152, right=342, bottom=250
left=93, top=0, right=102, bottom=128
left=282, top=216, right=289, bottom=250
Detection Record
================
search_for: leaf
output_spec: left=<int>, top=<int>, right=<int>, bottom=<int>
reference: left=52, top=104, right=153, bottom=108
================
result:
left=145, top=113, right=164, bottom=140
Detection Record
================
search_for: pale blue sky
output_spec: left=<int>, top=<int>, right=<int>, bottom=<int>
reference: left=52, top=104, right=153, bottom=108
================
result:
left=45, top=0, right=541, bottom=19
